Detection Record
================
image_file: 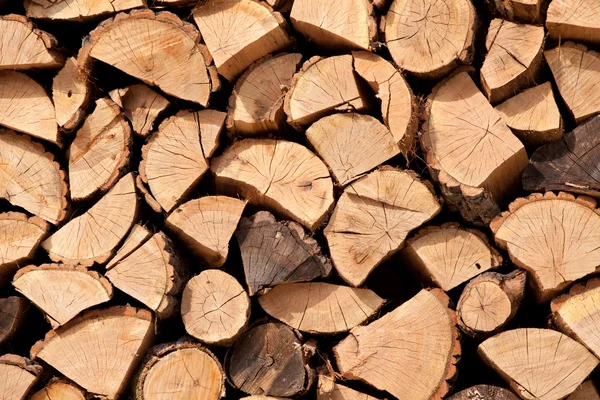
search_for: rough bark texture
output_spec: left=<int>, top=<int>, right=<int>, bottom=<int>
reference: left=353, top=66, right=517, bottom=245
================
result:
left=447, top=385, right=519, bottom=400
left=0, top=297, right=28, bottom=345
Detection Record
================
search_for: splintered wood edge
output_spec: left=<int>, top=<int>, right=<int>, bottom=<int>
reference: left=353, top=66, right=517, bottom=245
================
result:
left=13, top=263, right=113, bottom=295
left=135, top=174, right=163, bottom=213
left=283, top=55, right=324, bottom=129
left=550, top=278, right=600, bottom=339
left=0, top=211, right=50, bottom=233
left=53, top=58, right=93, bottom=132
left=151, top=232, right=184, bottom=318
left=0, top=354, right=42, bottom=376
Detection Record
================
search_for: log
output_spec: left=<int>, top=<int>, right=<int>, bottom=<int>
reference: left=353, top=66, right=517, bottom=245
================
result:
left=491, top=192, right=600, bottom=302
left=352, top=51, right=417, bottom=155
left=446, top=385, right=519, bottom=400
left=69, top=98, right=131, bottom=201
left=333, top=289, right=460, bottom=399
left=105, top=232, right=183, bottom=318
left=284, top=55, right=373, bottom=127
left=212, top=139, right=335, bottom=230
left=478, top=328, right=599, bottom=400
left=306, top=113, right=400, bottom=186
left=42, top=172, right=138, bottom=266
left=106, top=223, right=151, bottom=269
left=324, top=167, right=441, bottom=286
left=545, top=42, right=600, bottom=123
left=132, top=339, right=226, bottom=400
left=0, top=71, right=58, bottom=144
left=0, top=130, right=68, bottom=224
left=227, top=322, right=313, bottom=397
left=30, top=306, right=154, bottom=399
left=495, top=82, right=563, bottom=148
left=258, top=282, right=384, bottom=334
left=235, top=211, right=332, bottom=296
left=568, top=381, right=600, bottom=400
left=422, top=70, right=528, bottom=226
left=547, top=0, right=600, bottom=44
left=290, top=0, right=376, bottom=50
left=402, top=223, right=502, bottom=291
left=382, top=0, right=476, bottom=79
left=13, top=264, right=112, bottom=327
left=192, top=0, right=291, bottom=81
left=29, top=379, right=86, bottom=400
left=80, top=9, right=218, bottom=106
left=0, top=354, right=42, bottom=400
left=181, top=269, right=251, bottom=346
left=317, top=375, right=379, bottom=399
left=109, top=84, right=170, bottom=138
left=227, top=53, right=302, bottom=136
left=166, top=196, right=246, bottom=268
left=522, top=115, right=600, bottom=196
left=488, top=0, right=547, bottom=23
left=266, top=0, right=292, bottom=11
left=24, top=0, right=145, bottom=20
left=53, top=57, right=92, bottom=131
left=0, top=297, right=28, bottom=345
left=140, top=109, right=226, bottom=212
left=457, top=270, right=526, bottom=338
left=136, top=174, right=163, bottom=213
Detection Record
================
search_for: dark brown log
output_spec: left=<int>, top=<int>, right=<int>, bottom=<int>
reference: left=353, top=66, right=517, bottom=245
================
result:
left=0, top=297, right=28, bottom=345
left=447, top=385, right=519, bottom=400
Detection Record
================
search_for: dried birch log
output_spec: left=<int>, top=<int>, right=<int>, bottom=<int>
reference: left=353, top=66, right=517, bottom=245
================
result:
left=30, top=306, right=154, bottom=399
left=317, top=375, right=379, bottom=400
left=227, top=53, right=302, bottom=136
left=192, top=0, right=291, bottom=81
left=568, top=381, right=600, bottom=400
left=457, top=270, right=526, bottom=337
left=447, top=385, right=519, bottom=400
left=382, top=0, right=476, bottom=79
left=422, top=70, right=528, bottom=225
left=479, top=328, right=599, bottom=400
left=109, top=84, right=170, bottom=138
left=491, top=192, right=600, bottom=302
left=333, top=289, right=460, bottom=399
left=132, top=340, right=225, bottom=400
left=53, top=57, right=92, bottom=131
left=181, top=270, right=250, bottom=346
left=0, top=297, right=27, bottom=345
left=106, top=223, right=151, bottom=269
left=325, top=168, right=441, bottom=286
left=24, top=0, right=145, bottom=20
left=213, top=139, right=335, bottom=230
left=0, top=355, right=42, bottom=400
left=235, top=211, right=332, bottom=295
left=30, top=379, right=86, bottom=400
left=42, top=173, right=138, bottom=266
left=259, top=282, right=384, bottom=334
left=547, top=0, right=600, bottom=44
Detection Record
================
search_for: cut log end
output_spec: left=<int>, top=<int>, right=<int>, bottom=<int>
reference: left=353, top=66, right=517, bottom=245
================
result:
left=53, top=57, right=91, bottom=131
left=30, top=379, right=86, bottom=400
left=0, top=296, right=28, bottom=345
left=0, top=354, right=42, bottom=400
left=317, top=374, right=379, bottom=399
left=547, top=0, right=600, bottom=44
left=109, top=84, right=170, bottom=137
left=25, top=0, right=144, bottom=20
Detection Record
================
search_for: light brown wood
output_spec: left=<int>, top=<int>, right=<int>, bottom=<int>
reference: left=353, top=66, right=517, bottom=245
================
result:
left=166, top=196, right=246, bottom=268
left=333, top=289, right=459, bottom=400
left=29, top=379, right=86, bottom=400
left=325, top=167, right=441, bottom=286
left=24, top=0, right=145, bottom=20
left=42, top=173, right=138, bottom=266
left=31, top=306, right=155, bottom=399
left=53, top=57, right=91, bottom=131
left=109, top=84, right=170, bottom=138
left=317, top=375, right=379, bottom=399
left=479, top=328, right=599, bottom=400
left=106, top=223, right=151, bottom=269
left=568, top=381, right=600, bottom=400
left=547, top=0, right=600, bottom=43
left=212, top=139, right=335, bottom=230
left=422, top=70, right=528, bottom=226
left=0, top=354, right=42, bottom=400
left=0, top=297, right=27, bottom=345
left=192, top=0, right=291, bottom=81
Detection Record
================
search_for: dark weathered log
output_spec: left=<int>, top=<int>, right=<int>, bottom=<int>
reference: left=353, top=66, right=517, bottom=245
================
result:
left=0, top=297, right=28, bottom=345
left=447, top=385, right=519, bottom=400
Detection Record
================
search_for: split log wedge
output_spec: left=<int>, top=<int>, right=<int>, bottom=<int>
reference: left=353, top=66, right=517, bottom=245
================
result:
left=491, top=192, right=600, bottom=302
left=447, top=385, right=519, bottom=400
left=42, top=173, right=138, bottom=266
left=53, top=57, right=91, bottom=131
left=213, top=139, right=335, bottom=230
left=547, top=0, right=600, bottom=44
left=30, top=379, right=86, bottom=400
left=422, top=70, right=528, bottom=226
left=324, top=168, right=441, bottom=286
left=109, top=84, right=170, bottom=138
left=479, top=328, right=599, bottom=400
left=0, top=297, right=27, bottom=345
left=317, top=375, right=379, bottom=399
left=568, top=381, right=600, bottom=400
left=236, top=211, right=332, bottom=295
left=0, top=355, right=42, bottom=400
left=166, top=196, right=246, bottom=268
left=106, top=223, right=151, bottom=269
left=24, top=0, right=145, bottom=20
left=488, top=0, right=546, bottom=23
left=30, top=306, right=154, bottom=399
left=333, top=289, right=460, bottom=400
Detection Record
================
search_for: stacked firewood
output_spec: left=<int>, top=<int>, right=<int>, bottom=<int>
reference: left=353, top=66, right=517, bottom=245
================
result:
left=1, top=0, right=600, bottom=399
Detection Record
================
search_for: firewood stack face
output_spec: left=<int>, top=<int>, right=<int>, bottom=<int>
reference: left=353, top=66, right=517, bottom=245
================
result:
left=4, top=0, right=600, bottom=399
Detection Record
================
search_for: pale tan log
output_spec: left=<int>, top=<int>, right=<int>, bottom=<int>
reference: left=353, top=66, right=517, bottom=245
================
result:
left=80, top=9, right=218, bottom=106
left=132, top=340, right=225, bottom=400
left=495, top=82, right=563, bottom=148
left=479, top=328, right=599, bottom=400
left=53, top=57, right=91, bottom=131
left=401, top=223, right=502, bottom=291
left=547, top=0, right=600, bottom=43
left=481, top=19, right=544, bottom=104
left=352, top=51, right=417, bottom=155
left=568, top=381, right=600, bottom=400
left=0, top=355, right=42, bottom=400
left=317, top=375, right=379, bottom=399
left=13, top=264, right=112, bottom=327
left=306, top=113, right=400, bottom=186
left=106, top=223, right=151, bottom=269
left=259, top=282, right=383, bottom=334
left=0, top=130, right=67, bottom=224
left=422, top=70, right=528, bottom=226
left=284, top=55, right=373, bottom=127
left=31, top=306, right=154, bottom=399
left=106, top=232, right=183, bottom=318
left=30, top=379, right=85, bottom=400
left=69, top=98, right=131, bottom=201
left=0, top=297, right=27, bottom=345
left=491, top=192, right=600, bottom=302
left=166, top=196, right=246, bottom=268
left=0, top=71, right=58, bottom=144
left=546, top=42, right=600, bottom=123
left=25, top=0, right=145, bottom=20
left=333, top=289, right=460, bottom=399
left=213, top=139, right=335, bottom=230
left=382, top=0, right=476, bottom=79
left=192, top=0, right=291, bottom=81
left=227, top=53, right=302, bottom=136
left=181, top=270, right=250, bottom=346
left=109, top=84, right=170, bottom=138
left=42, top=173, right=138, bottom=266
left=325, top=167, right=440, bottom=286
left=290, top=0, right=376, bottom=50
left=447, top=385, right=519, bottom=400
